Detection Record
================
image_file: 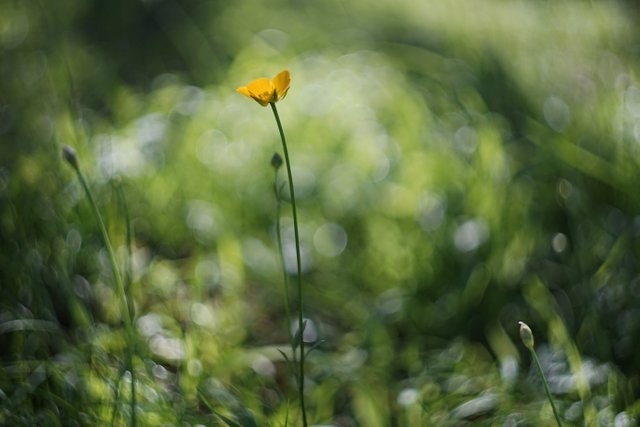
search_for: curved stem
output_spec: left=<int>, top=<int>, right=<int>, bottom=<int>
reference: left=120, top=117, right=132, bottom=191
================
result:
left=274, top=170, right=294, bottom=354
left=270, top=102, right=308, bottom=427
left=531, top=349, right=562, bottom=427
left=74, top=167, right=137, bottom=427
left=76, top=170, right=132, bottom=328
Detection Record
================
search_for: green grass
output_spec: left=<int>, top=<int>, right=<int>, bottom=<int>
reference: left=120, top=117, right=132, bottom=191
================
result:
left=2, top=0, right=640, bottom=425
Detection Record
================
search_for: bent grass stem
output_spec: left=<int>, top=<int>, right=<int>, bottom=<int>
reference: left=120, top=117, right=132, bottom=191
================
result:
left=519, top=321, right=562, bottom=427
left=64, top=148, right=137, bottom=427
left=531, top=349, right=562, bottom=427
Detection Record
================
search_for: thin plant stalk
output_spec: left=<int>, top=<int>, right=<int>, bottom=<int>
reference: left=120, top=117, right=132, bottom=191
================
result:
left=273, top=166, right=295, bottom=354
left=114, top=182, right=136, bottom=423
left=519, top=321, right=562, bottom=427
left=270, top=103, right=308, bottom=427
left=115, top=182, right=134, bottom=299
left=531, top=349, right=562, bottom=426
left=64, top=147, right=137, bottom=427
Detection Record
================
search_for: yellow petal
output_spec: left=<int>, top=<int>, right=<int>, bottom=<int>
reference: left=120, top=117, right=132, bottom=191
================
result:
left=272, top=70, right=290, bottom=101
left=245, top=77, right=271, bottom=93
left=244, top=77, right=272, bottom=104
left=237, top=72, right=291, bottom=106
left=236, top=86, right=251, bottom=97
left=238, top=84, right=269, bottom=106
left=253, top=97, right=271, bottom=107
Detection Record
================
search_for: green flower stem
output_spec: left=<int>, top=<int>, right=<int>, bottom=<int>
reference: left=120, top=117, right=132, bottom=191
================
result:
left=114, top=182, right=136, bottom=425
left=115, top=182, right=134, bottom=299
left=273, top=170, right=294, bottom=353
left=67, top=156, right=137, bottom=427
left=270, top=102, right=308, bottom=427
left=530, top=348, right=562, bottom=427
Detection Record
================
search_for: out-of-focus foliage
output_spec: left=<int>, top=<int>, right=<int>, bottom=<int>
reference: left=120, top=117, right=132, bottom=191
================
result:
left=2, top=0, right=640, bottom=425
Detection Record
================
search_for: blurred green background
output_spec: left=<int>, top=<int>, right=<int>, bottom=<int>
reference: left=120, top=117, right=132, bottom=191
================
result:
left=2, top=0, right=640, bottom=425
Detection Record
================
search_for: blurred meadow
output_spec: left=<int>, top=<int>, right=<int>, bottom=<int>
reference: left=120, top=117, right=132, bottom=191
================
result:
left=2, top=0, right=640, bottom=425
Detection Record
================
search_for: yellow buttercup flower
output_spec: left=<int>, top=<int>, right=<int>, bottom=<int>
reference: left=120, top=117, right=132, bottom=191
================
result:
left=236, top=70, right=290, bottom=106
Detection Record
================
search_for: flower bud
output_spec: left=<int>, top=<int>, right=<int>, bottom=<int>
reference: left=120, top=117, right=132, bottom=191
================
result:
left=62, top=145, right=79, bottom=170
left=518, top=321, right=534, bottom=350
left=271, top=152, right=283, bottom=170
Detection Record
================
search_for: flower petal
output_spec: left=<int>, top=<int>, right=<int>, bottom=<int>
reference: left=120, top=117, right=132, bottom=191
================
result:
left=237, top=72, right=291, bottom=106
left=236, top=86, right=251, bottom=97
left=244, top=77, right=274, bottom=106
left=246, top=78, right=272, bottom=98
left=272, top=70, right=290, bottom=101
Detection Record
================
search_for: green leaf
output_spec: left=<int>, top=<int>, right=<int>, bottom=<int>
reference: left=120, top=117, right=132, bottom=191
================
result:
left=305, top=339, right=325, bottom=358
left=291, top=319, right=307, bottom=352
